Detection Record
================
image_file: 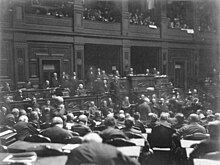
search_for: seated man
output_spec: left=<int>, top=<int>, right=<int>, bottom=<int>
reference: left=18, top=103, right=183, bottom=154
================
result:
left=75, top=84, right=87, bottom=96
left=66, top=133, right=140, bottom=165
left=134, top=112, right=146, bottom=133
left=190, top=120, right=220, bottom=159
left=100, top=116, right=127, bottom=142
left=173, top=114, right=206, bottom=139
left=40, top=116, right=73, bottom=143
left=71, top=115, right=92, bottom=136
left=121, top=118, right=142, bottom=135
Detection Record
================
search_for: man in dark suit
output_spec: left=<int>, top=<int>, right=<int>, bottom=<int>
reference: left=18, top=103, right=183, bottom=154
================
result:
left=66, top=133, right=140, bottom=165
left=40, top=116, right=73, bottom=143
left=51, top=72, right=60, bottom=87
left=137, top=97, right=152, bottom=123
left=71, top=115, right=91, bottom=136
left=189, top=121, right=220, bottom=158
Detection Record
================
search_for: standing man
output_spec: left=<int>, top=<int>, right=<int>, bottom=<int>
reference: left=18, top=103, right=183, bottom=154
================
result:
left=137, top=97, right=152, bottom=124
left=51, top=72, right=60, bottom=88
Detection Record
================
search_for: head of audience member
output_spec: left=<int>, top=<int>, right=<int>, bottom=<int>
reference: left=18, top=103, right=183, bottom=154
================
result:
left=206, top=114, right=215, bottom=123
left=168, top=111, right=174, bottom=118
left=104, top=116, right=116, bottom=128
left=174, top=113, right=185, bottom=124
left=18, top=115, right=29, bottom=123
left=125, top=113, right=131, bottom=119
left=90, top=101, right=95, bottom=107
left=46, top=100, right=51, bottom=106
left=30, top=111, right=39, bottom=122
left=143, top=97, right=150, bottom=104
left=119, top=110, right=124, bottom=114
left=107, top=113, right=114, bottom=118
left=214, top=113, right=220, bottom=121
left=54, top=96, right=64, bottom=105
left=5, top=114, right=15, bottom=127
left=206, top=109, right=213, bottom=116
left=160, top=112, right=169, bottom=121
left=188, top=114, right=199, bottom=123
left=45, top=80, right=50, bottom=85
left=118, top=113, right=125, bottom=122
left=148, top=113, right=158, bottom=123
left=207, top=121, right=220, bottom=140
left=196, top=109, right=205, bottom=119
left=78, top=83, right=84, bottom=89
left=124, top=118, right=134, bottom=129
left=19, top=109, right=27, bottom=116
left=133, top=112, right=140, bottom=121
left=1, top=106, right=7, bottom=115
left=66, top=113, right=74, bottom=122
left=78, top=114, right=88, bottom=125
left=57, top=104, right=65, bottom=115
left=51, top=116, right=64, bottom=128
left=11, top=108, right=19, bottom=120
left=53, top=72, right=57, bottom=79
left=83, top=133, right=103, bottom=143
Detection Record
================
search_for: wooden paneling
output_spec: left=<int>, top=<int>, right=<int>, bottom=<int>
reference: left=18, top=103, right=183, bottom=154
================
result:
left=0, top=40, right=12, bottom=79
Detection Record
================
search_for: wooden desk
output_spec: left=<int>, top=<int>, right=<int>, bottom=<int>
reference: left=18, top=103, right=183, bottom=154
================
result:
left=0, top=153, right=67, bottom=165
left=193, top=159, right=220, bottom=165
left=117, top=146, right=141, bottom=157
left=180, top=140, right=202, bottom=148
left=8, top=141, right=65, bottom=152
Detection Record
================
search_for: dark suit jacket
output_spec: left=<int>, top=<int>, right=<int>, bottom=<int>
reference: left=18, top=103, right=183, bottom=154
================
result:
left=13, top=121, right=39, bottom=140
left=66, top=141, right=140, bottom=165
left=41, top=126, right=73, bottom=143
left=100, top=127, right=127, bottom=142
left=190, top=139, right=220, bottom=158
left=71, top=124, right=91, bottom=137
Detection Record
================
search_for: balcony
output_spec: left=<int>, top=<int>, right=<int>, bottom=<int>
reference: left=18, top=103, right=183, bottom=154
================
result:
left=83, top=20, right=121, bottom=36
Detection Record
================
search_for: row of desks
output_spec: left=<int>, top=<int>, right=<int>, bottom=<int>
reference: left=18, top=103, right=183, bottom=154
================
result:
left=0, top=140, right=143, bottom=165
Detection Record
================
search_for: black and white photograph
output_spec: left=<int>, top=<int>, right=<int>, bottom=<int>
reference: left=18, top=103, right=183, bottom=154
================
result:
left=0, top=0, right=220, bottom=165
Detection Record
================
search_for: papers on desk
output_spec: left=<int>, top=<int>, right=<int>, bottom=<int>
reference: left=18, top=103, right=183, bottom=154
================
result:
left=180, top=140, right=202, bottom=148
left=62, top=144, right=80, bottom=151
left=117, top=146, right=141, bottom=157
left=193, top=159, right=220, bottom=165
left=185, top=148, right=194, bottom=158
left=3, top=152, right=37, bottom=164
left=145, top=128, right=152, bottom=134
left=129, top=138, right=145, bottom=146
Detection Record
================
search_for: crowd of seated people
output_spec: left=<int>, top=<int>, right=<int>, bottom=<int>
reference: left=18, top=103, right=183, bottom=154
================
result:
left=0, top=87, right=219, bottom=164
left=83, top=1, right=121, bottom=23
left=129, top=9, right=157, bottom=27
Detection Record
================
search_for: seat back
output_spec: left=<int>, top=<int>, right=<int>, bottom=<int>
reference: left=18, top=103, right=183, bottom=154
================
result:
left=148, top=124, right=175, bottom=148
left=24, top=134, right=51, bottom=143
left=184, top=133, right=209, bottom=140
left=105, top=138, right=136, bottom=147
left=124, top=131, right=143, bottom=139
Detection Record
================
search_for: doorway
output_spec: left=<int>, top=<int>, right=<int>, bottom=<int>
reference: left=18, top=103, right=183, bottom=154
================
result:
left=40, top=59, right=61, bottom=84
left=174, top=61, right=186, bottom=89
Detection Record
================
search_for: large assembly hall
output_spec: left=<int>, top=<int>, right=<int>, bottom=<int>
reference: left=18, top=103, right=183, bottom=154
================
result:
left=0, top=0, right=220, bottom=165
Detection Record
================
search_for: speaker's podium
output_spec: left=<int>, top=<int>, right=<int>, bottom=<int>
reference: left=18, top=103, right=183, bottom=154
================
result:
left=127, top=75, right=172, bottom=98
